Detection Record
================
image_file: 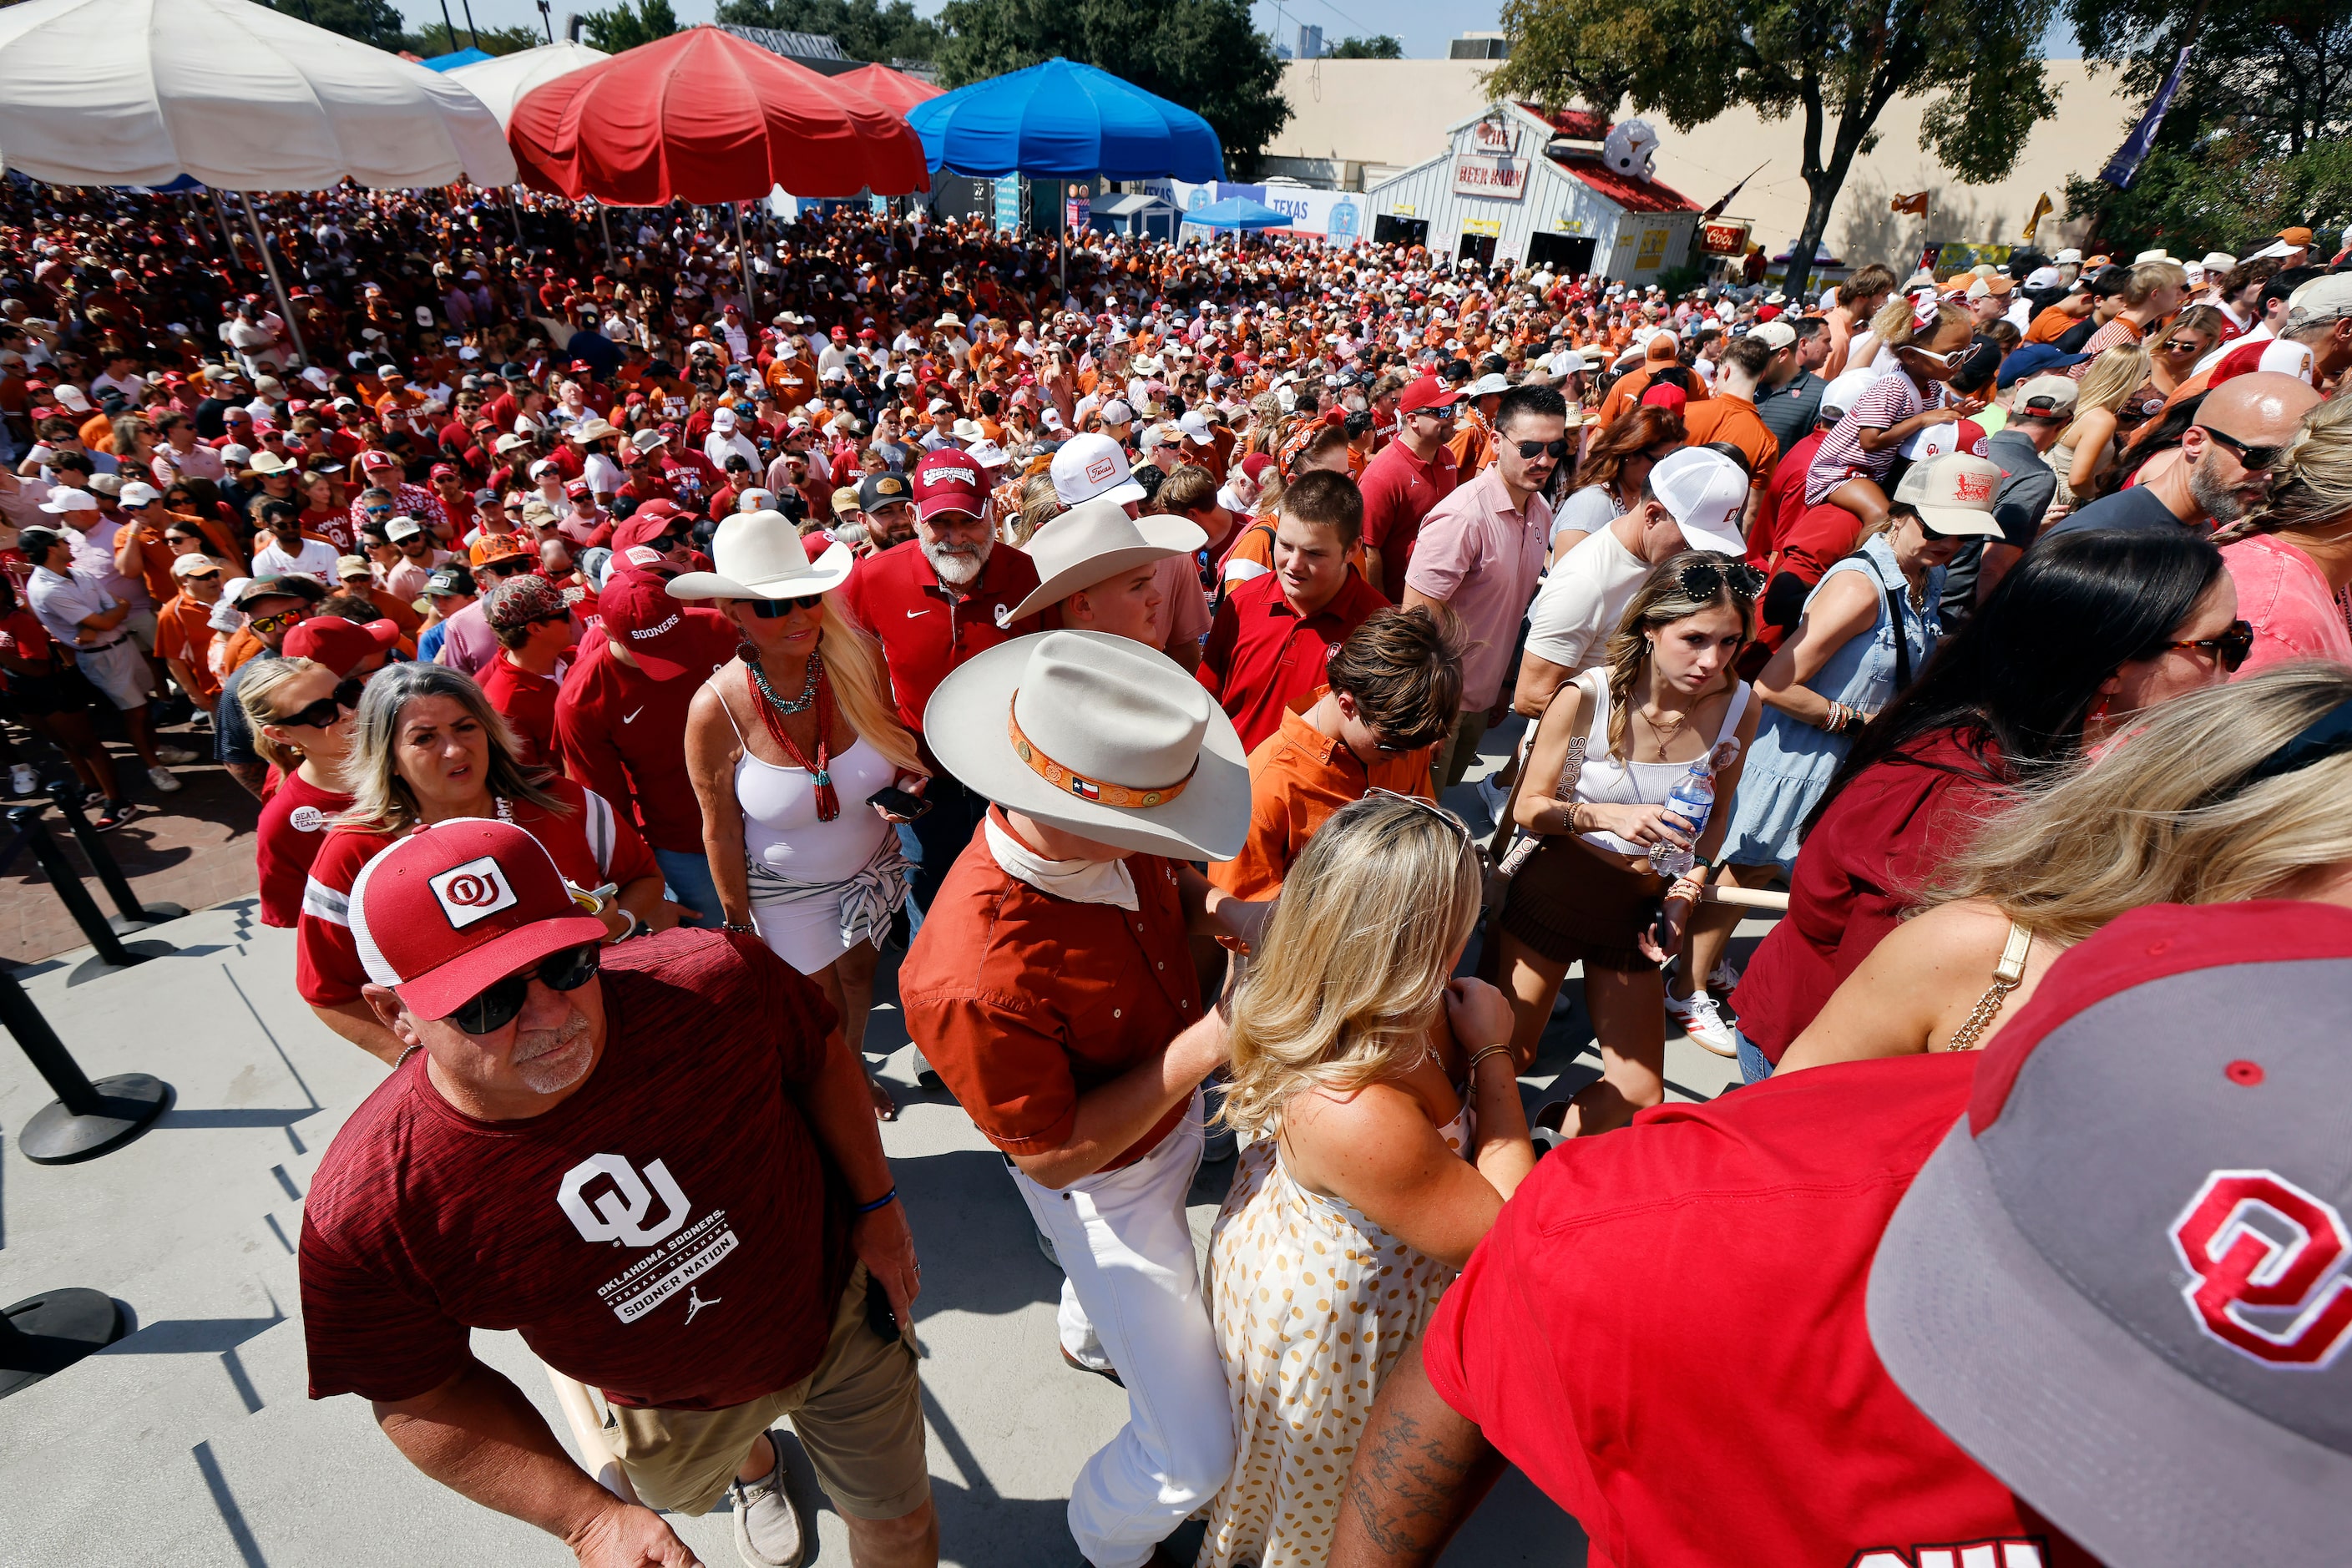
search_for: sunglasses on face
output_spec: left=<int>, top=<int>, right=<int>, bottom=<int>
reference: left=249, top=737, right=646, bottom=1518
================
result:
left=271, top=676, right=367, bottom=731
left=751, top=594, right=825, bottom=616
left=180, top=568, right=222, bottom=583
left=2163, top=619, right=2255, bottom=673
left=1900, top=345, right=1966, bottom=367
left=248, top=607, right=311, bottom=635
left=1677, top=559, right=1766, bottom=601
left=364, top=505, right=393, bottom=517
left=2199, top=426, right=2287, bottom=472
left=1513, top=437, right=1571, bottom=460
left=447, top=940, right=601, bottom=1035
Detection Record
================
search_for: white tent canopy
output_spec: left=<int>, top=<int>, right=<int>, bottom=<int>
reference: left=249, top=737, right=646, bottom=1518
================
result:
left=0, top=0, right=516, bottom=190
left=445, top=41, right=609, bottom=129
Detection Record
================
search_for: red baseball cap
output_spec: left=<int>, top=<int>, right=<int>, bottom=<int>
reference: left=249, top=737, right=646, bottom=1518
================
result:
left=1397, top=375, right=1461, bottom=416
left=430, top=462, right=458, bottom=480
left=346, top=818, right=606, bottom=1023
left=358, top=450, right=397, bottom=471
left=281, top=616, right=400, bottom=675
left=912, top=448, right=986, bottom=521
left=609, top=508, right=685, bottom=562
left=598, top=567, right=700, bottom=678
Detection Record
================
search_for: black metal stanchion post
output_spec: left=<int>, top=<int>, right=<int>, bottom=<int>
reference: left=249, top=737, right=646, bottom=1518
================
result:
left=8, top=807, right=142, bottom=969
left=0, top=966, right=170, bottom=1164
left=47, top=783, right=185, bottom=931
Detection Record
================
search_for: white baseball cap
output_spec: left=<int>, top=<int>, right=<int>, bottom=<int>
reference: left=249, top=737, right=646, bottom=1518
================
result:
left=1893, top=452, right=2005, bottom=537
left=1745, top=320, right=1797, bottom=351
left=119, top=481, right=163, bottom=508
left=38, top=488, right=98, bottom=514
left=1050, top=431, right=1147, bottom=507
left=1819, top=369, right=1879, bottom=422
left=1176, top=410, right=1215, bottom=445
left=1647, top=448, right=1749, bottom=556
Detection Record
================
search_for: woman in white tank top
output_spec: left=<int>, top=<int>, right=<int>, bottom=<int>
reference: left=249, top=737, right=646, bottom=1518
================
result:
left=678, top=512, right=931, bottom=1119
left=1490, top=552, right=1764, bottom=1136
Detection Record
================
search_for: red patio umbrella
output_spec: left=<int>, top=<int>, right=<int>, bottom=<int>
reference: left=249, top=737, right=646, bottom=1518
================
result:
left=506, top=26, right=929, bottom=205
left=832, top=62, right=943, bottom=119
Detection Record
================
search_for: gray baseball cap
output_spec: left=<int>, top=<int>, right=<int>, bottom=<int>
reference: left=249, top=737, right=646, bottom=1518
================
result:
left=1868, top=899, right=2352, bottom=1568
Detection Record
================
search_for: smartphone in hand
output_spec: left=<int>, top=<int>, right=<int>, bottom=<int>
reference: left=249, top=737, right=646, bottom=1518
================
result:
left=867, top=786, right=933, bottom=820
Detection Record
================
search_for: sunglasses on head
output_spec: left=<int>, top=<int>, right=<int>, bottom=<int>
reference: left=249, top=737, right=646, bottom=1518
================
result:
left=248, top=606, right=311, bottom=635
left=1513, top=437, right=1571, bottom=460
left=751, top=594, right=825, bottom=616
left=1677, top=559, right=1766, bottom=601
left=271, top=676, right=367, bottom=731
left=447, top=940, right=601, bottom=1036
left=2163, top=618, right=2254, bottom=673
left=2198, top=426, right=2287, bottom=472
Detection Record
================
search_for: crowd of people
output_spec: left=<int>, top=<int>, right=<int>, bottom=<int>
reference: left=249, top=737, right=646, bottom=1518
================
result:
left=4, top=171, right=2349, bottom=1568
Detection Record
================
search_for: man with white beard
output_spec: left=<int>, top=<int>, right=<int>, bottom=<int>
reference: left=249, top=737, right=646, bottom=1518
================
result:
left=836, top=448, right=1042, bottom=916
left=298, top=819, right=935, bottom=1568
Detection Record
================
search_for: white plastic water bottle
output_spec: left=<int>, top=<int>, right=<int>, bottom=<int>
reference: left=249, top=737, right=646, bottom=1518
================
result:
left=1648, top=761, right=1717, bottom=878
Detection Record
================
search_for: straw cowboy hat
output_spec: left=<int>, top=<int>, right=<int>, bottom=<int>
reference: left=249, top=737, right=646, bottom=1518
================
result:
left=665, top=510, right=854, bottom=601
left=1004, top=499, right=1206, bottom=624
left=569, top=417, right=622, bottom=444
left=924, top=630, right=1249, bottom=862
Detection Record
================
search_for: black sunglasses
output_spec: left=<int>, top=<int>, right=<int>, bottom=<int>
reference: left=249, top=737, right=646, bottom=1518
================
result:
left=1513, top=437, right=1571, bottom=460
left=447, top=940, right=601, bottom=1035
left=271, top=676, right=367, bottom=731
left=2163, top=618, right=2254, bottom=673
left=2199, top=426, right=2287, bottom=472
left=751, top=594, right=825, bottom=616
left=1677, top=559, right=1765, bottom=601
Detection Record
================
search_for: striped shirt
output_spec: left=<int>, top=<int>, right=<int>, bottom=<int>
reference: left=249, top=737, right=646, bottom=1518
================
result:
left=1804, top=372, right=1952, bottom=505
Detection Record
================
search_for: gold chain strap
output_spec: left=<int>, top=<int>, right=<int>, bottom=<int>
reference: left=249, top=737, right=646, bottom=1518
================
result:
left=1944, top=921, right=2035, bottom=1053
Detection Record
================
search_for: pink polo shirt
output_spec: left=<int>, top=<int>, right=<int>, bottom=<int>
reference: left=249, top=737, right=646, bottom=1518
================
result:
left=1404, top=464, right=1552, bottom=709
left=2223, top=534, right=2352, bottom=678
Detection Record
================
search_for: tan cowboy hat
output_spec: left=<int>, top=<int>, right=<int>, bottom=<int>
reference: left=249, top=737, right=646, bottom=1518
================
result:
left=569, top=417, right=622, bottom=444
left=665, top=509, right=854, bottom=600
left=924, top=630, right=1249, bottom=862
left=1005, top=499, right=1206, bottom=624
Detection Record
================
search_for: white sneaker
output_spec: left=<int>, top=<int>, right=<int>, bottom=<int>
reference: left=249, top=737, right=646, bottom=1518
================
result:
left=1666, top=988, right=1738, bottom=1058
left=1709, top=955, right=1743, bottom=993
left=8, top=763, right=36, bottom=796
left=148, top=765, right=183, bottom=794
left=729, top=1432, right=809, bottom=1568
left=1475, top=772, right=1510, bottom=824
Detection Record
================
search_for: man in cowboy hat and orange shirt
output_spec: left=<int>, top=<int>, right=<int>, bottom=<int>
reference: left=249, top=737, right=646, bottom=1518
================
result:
left=1007, top=495, right=1208, bottom=671
left=898, top=631, right=1267, bottom=1568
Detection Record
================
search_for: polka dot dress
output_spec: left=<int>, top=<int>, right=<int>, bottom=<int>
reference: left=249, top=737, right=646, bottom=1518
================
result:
left=1194, top=1105, right=1472, bottom=1568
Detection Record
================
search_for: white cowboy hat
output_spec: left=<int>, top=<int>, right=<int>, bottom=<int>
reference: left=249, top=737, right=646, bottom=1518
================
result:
left=1005, top=499, right=1206, bottom=624
left=924, top=630, right=1248, bottom=862
left=569, top=417, right=622, bottom=444
left=665, top=510, right=853, bottom=601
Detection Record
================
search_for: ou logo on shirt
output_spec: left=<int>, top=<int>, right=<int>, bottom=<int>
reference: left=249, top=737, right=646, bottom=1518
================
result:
left=559, top=1152, right=690, bottom=1248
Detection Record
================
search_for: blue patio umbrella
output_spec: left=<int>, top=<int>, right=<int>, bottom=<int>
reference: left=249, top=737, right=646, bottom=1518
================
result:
left=1183, top=196, right=1291, bottom=231
left=905, top=58, right=1222, bottom=182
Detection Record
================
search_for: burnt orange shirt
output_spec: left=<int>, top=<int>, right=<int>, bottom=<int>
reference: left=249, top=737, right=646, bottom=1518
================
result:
left=152, top=591, right=222, bottom=701
left=1680, top=392, right=1782, bottom=487
left=1208, top=690, right=1433, bottom=900
left=898, top=812, right=1201, bottom=1170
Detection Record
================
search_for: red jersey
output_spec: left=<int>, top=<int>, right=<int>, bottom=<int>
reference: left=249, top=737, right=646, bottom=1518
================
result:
left=253, top=770, right=352, bottom=928
left=835, top=539, right=1040, bottom=743
left=301, top=930, right=853, bottom=1410
left=1422, top=1053, right=2092, bottom=1568
left=296, top=778, right=656, bottom=1008
left=478, top=655, right=564, bottom=766
left=1357, top=436, right=1459, bottom=604
left=1196, top=569, right=1388, bottom=756
left=552, top=615, right=736, bottom=855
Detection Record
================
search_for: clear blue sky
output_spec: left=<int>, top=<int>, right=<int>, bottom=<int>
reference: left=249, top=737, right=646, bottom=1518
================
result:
left=401, top=0, right=2076, bottom=63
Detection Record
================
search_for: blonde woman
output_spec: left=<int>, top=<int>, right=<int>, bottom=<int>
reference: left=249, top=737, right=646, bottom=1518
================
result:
left=676, top=512, right=928, bottom=1119
left=239, top=655, right=358, bottom=928
left=1198, top=793, right=1533, bottom=1568
left=2051, top=344, right=2151, bottom=498
left=1780, top=662, right=2352, bottom=1072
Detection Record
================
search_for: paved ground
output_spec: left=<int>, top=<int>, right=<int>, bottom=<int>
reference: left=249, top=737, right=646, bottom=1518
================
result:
left=0, top=730, right=1756, bottom=1567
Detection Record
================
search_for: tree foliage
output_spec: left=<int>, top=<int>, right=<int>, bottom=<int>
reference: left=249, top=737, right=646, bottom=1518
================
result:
left=579, top=0, right=680, bottom=55
left=259, top=0, right=409, bottom=50
left=1489, top=0, right=2058, bottom=291
left=411, top=22, right=549, bottom=57
left=716, top=0, right=946, bottom=64
left=933, top=0, right=1291, bottom=175
left=1327, top=35, right=1403, bottom=58
left=2065, top=0, right=2351, bottom=158
left=2064, top=136, right=2352, bottom=259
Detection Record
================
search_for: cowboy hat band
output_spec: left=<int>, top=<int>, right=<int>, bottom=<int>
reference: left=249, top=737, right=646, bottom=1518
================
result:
left=1009, top=701, right=1196, bottom=808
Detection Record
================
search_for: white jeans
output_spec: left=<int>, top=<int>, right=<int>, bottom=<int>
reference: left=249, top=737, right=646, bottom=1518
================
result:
left=1011, top=1091, right=1234, bottom=1568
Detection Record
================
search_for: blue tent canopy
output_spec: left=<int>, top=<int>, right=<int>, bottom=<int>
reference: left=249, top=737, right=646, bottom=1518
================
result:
left=422, top=48, right=495, bottom=72
left=905, top=58, right=1222, bottom=183
left=1182, top=196, right=1290, bottom=231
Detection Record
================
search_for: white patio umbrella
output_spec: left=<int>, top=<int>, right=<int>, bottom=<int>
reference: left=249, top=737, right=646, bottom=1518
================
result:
left=445, top=40, right=609, bottom=129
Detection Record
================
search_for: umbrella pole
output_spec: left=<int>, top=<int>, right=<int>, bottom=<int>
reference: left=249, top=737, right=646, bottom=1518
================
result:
left=1059, top=181, right=1067, bottom=299
left=210, top=190, right=244, bottom=277
left=732, top=203, right=761, bottom=321
left=597, top=203, right=615, bottom=268
left=508, top=187, right=527, bottom=248
left=240, top=193, right=310, bottom=370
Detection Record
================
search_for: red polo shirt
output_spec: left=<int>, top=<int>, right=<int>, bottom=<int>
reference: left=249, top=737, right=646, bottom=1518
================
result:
left=836, top=539, right=1040, bottom=742
left=1357, top=435, right=1459, bottom=604
left=552, top=613, right=737, bottom=855
left=478, top=655, right=564, bottom=766
left=1423, top=1053, right=2093, bottom=1568
left=1196, top=568, right=1388, bottom=756
left=897, top=812, right=1201, bottom=1171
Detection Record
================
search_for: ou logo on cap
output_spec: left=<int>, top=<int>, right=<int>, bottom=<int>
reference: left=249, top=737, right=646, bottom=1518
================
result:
left=429, top=854, right=518, bottom=930
left=2170, top=1169, right=2352, bottom=1368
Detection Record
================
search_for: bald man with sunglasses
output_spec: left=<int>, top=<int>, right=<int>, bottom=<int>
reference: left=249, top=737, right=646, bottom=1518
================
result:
left=2046, top=372, right=2320, bottom=540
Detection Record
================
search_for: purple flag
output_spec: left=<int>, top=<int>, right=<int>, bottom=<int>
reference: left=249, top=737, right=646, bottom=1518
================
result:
left=2102, top=45, right=2193, bottom=190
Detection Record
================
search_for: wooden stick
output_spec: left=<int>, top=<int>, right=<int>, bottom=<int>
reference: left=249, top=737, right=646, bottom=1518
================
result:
left=544, top=1368, right=639, bottom=1503
left=1699, top=885, right=1790, bottom=912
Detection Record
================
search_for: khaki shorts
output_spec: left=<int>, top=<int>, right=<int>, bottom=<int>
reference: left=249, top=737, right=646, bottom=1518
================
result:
left=604, top=1263, right=929, bottom=1520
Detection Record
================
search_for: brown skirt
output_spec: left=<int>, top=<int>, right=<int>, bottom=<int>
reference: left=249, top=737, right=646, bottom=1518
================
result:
left=1496, top=832, right=1668, bottom=974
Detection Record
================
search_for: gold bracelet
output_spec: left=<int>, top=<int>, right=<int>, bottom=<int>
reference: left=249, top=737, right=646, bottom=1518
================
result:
left=1466, top=1043, right=1515, bottom=1076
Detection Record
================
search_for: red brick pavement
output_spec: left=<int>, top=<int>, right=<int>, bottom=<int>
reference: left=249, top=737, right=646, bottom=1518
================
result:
left=0, top=737, right=261, bottom=967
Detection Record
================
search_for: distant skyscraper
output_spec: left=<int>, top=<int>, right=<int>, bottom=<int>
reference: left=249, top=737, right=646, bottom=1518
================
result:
left=1297, top=23, right=1323, bottom=58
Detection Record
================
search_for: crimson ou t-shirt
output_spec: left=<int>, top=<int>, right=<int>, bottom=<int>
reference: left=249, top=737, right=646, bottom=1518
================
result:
left=301, top=929, right=855, bottom=1409
left=296, top=777, right=655, bottom=1009
left=253, top=771, right=352, bottom=928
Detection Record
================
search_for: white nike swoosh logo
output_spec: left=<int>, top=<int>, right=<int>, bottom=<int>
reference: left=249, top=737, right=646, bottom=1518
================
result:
left=906, top=609, right=929, bottom=618
left=622, top=707, right=643, bottom=723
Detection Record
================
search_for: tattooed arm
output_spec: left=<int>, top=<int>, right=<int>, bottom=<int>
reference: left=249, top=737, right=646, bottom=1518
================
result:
left=1328, top=1342, right=1507, bottom=1567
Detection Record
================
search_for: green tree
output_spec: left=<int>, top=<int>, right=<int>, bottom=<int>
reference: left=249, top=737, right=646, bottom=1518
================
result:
left=2064, top=135, right=2352, bottom=258
left=1327, top=34, right=1402, bottom=58
left=2065, top=0, right=2350, bottom=158
left=411, top=21, right=549, bottom=56
left=716, top=0, right=946, bottom=64
left=933, top=0, right=1291, bottom=176
left=1490, top=0, right=2059, bottom=293
left=260, top=0, right=408, bottom=49
left=579, top=0, right=680, bottom=54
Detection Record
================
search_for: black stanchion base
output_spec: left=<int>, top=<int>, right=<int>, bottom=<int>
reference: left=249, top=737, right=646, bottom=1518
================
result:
left=18, top=1073, right=172, bottom=1165
left=0, top=1288, right=126, bottom=1399
left=106, top=903, right=189, bottom=935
